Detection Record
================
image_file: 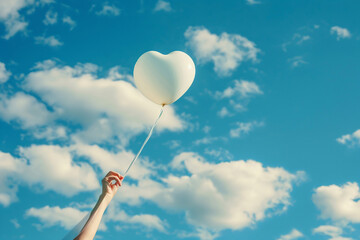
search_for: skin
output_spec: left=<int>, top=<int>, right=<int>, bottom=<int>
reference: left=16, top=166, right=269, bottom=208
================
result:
left=74, top=171, right=124, bottom=240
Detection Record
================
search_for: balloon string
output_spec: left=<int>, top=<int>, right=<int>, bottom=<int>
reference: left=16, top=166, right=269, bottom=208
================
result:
left=123, top=105, right=164, bottom=177
left=62, top=105, right=164, bottom=240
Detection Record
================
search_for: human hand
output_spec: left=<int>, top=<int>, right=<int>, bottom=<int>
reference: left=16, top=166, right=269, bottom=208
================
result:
left=101, top=171, right=124, bottom=201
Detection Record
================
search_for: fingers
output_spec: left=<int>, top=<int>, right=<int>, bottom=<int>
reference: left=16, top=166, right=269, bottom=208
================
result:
left=103, top=171, right=124, bottom=187
left=105, top=171, right=124, bottom=180
left=107, top=176, right=122, bottom=187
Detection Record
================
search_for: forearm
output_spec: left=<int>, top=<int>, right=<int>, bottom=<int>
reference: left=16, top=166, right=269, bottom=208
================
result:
left=74, top=194, right=111, bottom=240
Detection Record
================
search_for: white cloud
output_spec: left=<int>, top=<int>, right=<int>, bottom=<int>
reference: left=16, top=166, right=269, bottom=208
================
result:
left=277, top=229, right=304, bottom=240
left=153, top=152, right=304, bottom=231
left=337, top=129, right=360, bottom=147
left=217, top=106, right=232, bottom=118
left=106, top=205, right=167, bottom=232
left=313, top=225, right=353, bottom=240
left=32, top=125, right=67, bottom=140
left=19, top=144, right=100, bottom=196
left=95, top=3, right=121, bottom=16
left=154, top=0, right=172, bottom=12
left=43, top=10, right=57, bottom=25
left=178, top=228, right=219, bottom=240
left=73, top=142, right=156, bottom=181
left=0, top=0, right=52, bottom=39
left=62, top=16, right=76, bottom=30
left=282, top=33, right=311, bottom=52
left=203, top=125, right=211, bottom=133
left=185, top=26, right=260, bottom=76
left=11, top=219, right=20, bottom=228
left=35, top=35, right=63, bottom=47
left=216, top=80, right=262, bottom=99
left=288, top=56, right=307, bottom=68
left=313, top=182, right=360, bottom=224
left=193, top=136, right=222, bottom=145
left=24, top=60, right=184, bottom=144
left=0, top=144, right=99, bottom=205
left=230, top=121, right=264, bottom=138
left=296, top=35, right=310, bottom=45
left=214, top=80, right=262, bottom=115
left=331, top=26, right=351, bottom=40
left=0, top=92, right=53, bottom=128
left=0, top=62, right=11, bottom=83
left=26, top=205, right=87, bottom=230
left=204, top=147, right=232, bottom=161
left=0, top=151, right=23, bottom=206
left=107, top=65, right=133, bottom=82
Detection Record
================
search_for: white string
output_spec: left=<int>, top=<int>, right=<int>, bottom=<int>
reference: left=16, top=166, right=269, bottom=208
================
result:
left=124, top=105, right=164, bottom=177
left=62, top=105, right=165, bottom=240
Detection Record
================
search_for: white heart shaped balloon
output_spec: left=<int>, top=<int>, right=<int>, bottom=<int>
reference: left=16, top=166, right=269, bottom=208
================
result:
left=133, top=51, right=195, bottom=105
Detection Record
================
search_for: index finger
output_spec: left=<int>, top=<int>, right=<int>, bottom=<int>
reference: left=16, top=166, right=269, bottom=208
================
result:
left=109, top=171, right=124, bottom=180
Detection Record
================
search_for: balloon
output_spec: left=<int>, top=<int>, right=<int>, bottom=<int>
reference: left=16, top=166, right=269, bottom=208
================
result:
left=133, top=51, right=195, bottom=105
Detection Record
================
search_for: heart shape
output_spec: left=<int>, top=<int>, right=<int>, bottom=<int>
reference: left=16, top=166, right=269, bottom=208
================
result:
left=133, top=51, right=196, bottom=105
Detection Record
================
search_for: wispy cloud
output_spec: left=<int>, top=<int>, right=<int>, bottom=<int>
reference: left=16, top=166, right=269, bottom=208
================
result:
left=95, top=3, right=121, bottom=16
left=217, top=106, right=232, bottom=118
left=214, top=80, right=262, bottom=116
left=230, top=121, right=264, bottom=138
left=43, top=10, right=57, bottom=25
left=185, top=26, right=260, bottom=76
left=313, top=225, right=353, bottom=240
left=0, top=62, right=11, bottom=83
left=282, top=33, right=311, bottom=52
left=62, top=16, right=76, bottom=30
left=277, top=229, right=304, bottom=240
left=288, top=56, right=307, bottom=68
left=337, top=129, right=360, bottom=147
left=331, top=26, right=351, bottom=40
left=154, top=0, right=172, bottom=12
left=34, top=35, right=63, bottom=47
left=216, top=79, right=262, bottom=99
left=0, top=0, right=52, bottom=39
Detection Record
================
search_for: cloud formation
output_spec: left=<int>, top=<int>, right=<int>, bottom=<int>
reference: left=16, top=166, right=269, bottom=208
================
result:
left=277, top=229, right=304, bottom=240
left=0, top=92, right=53, bottom=128
left=95, top=3, right=121, bottom=16
left=0, top=0, right=52, bottom=39
left=214, top=80, right=262, bottom=116
left=62, top=16, right=76, bottom=30
left=23, top=60, right=184, bottom=144
left=331, top=26, right=351, bottom=40
left=155, top=152, right=304, bottom=231
left=313, top=225, right=352, bottom=240
left=154, top=0, right=172, bottom=12
left=26, top=205, right=87, bottom=230
left=313, top=182, right=360, bottom=224
left=43, top=10, right=57, bottom=25
left=185, top=26, right=259, bottom=76
left=35, top=35, right=63, bottom=46
left=216, top=80, right=262, bottom=99
left=0, top=144, right=99, bottom=206
left=230, top=121, right=264, bottom=138
left=337, top=129, right=360, bottom=147
left=0, top=62, right=11, bottom=83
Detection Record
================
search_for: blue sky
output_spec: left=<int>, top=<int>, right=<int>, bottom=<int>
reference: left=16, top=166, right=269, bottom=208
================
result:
left=1, top=0, right=360, bottom=239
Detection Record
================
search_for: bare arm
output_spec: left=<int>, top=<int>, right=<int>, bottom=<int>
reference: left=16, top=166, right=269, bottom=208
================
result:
left=74, top=171, right=123, bottom=240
